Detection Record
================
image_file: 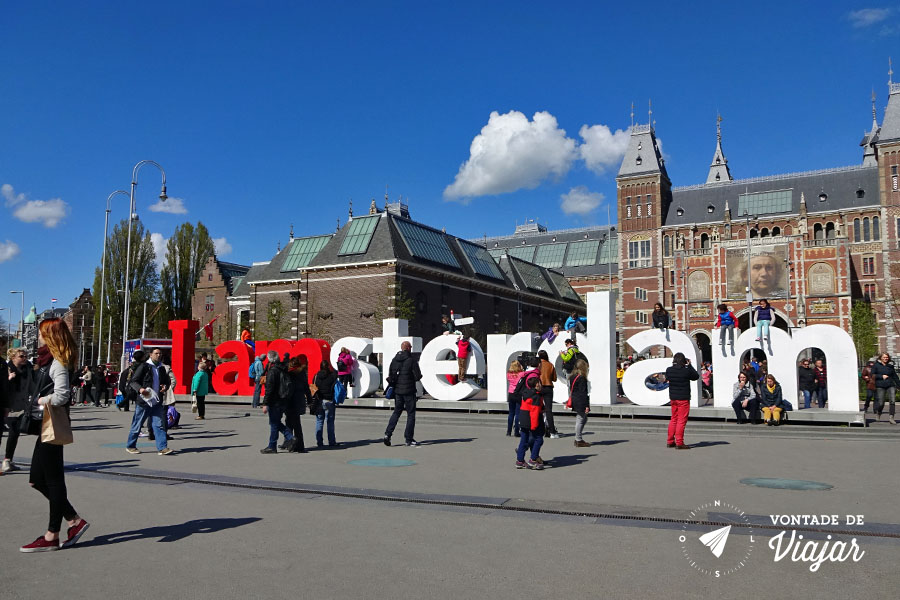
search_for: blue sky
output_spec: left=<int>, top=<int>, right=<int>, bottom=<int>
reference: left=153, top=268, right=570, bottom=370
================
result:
left=1, top=2, right=897, bottom=332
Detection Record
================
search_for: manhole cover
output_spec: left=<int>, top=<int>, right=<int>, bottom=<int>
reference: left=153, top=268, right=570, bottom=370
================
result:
left=101, top=442, right=156, bottom=448
left=740, top=477, right=832, bottom=491
left=347, top=458, right=416, bottom=467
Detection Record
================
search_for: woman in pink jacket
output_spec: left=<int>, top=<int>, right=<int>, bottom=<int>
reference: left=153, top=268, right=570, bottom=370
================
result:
left=506, top=360, right=525, bottom=437
left=336, top=348, right=355, bottom=389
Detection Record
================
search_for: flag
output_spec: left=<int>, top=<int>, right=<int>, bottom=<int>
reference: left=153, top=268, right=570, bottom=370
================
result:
left=203, top=315, right=220, bottom=341
left=50, top=298, right=57, bottom=303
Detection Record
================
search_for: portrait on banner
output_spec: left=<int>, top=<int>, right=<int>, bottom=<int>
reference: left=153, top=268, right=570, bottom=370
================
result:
left=725, top=244, right=789, bottom=299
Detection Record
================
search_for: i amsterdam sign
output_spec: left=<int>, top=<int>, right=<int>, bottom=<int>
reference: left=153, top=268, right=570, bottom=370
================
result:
left=168, top=292, right=860, bottom=412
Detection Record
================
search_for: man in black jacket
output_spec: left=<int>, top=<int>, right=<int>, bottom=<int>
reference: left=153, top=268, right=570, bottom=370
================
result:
left=125, top=348, right=172, bottom=455
left=383, top=341, right=422, bottom=446
left=260, top=351, right=295, bottom=453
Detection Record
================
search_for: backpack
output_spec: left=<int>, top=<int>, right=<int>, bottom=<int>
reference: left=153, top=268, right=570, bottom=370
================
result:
left=562, top=348, right=587, bottom=373
left=333, top=379, right=347, bottom=405
left=336, top=359, right=347, bottom=372
left=277, top=367, right=293, bottom=401
left=118, top=366, right=137, bottom=401
left=248, top=363, right=256, bottom=380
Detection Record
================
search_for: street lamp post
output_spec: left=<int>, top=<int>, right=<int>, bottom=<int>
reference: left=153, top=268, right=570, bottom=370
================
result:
left=742, top=212, right=757, bottom=307
left=0, top=307, right=9, bottom=348
left=98, top=190, right=129, bottom=366
left=9, top=291, right=24, bottom=345
left=121, top=161, right=167, bottom=370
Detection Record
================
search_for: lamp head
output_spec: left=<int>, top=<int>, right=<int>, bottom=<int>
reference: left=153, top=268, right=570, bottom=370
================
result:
left=159, top=185, right=168, bottom=202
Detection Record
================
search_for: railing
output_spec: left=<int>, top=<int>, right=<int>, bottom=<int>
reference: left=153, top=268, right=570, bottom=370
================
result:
left=672, top=164, right=874, bottom=191
left=632, top=124, right=651, bottom=134
left=891, top=82, right=900, bottom=94
left=807, top=238, right=838, bottom=247
left=683, top=248, right=712, bottom=256
left=478, top=224, right=616, bottom=244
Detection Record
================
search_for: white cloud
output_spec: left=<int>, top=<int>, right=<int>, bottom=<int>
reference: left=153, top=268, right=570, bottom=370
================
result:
left=578, top=124, right=630, bottom=175
left=213, top=237, right=232, bottom=257
left=150, top=233, right=168, bottom=272
left=148, top=196, right=188, bottom=214
left=2, top=183, right=70, bottom=227
left=0, top=240, right=20, bottom=263
left=848, top=8, right=893, bottom=27
left=444, top=110, right=577, bottom=200
left=560, top=186, right=604, bottom=217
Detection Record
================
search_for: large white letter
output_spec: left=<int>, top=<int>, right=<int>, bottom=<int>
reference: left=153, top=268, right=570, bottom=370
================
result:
left=331, top=337, right=380, bottom=398
left=373, top=318, right=422, bottom=389
left=487, top=332, right=535, bottom=403
left=419, top=337, right=485, bottom=401
left=580, top=291, right=618, bottom=405
left=622, top=329, right=701, bottom=407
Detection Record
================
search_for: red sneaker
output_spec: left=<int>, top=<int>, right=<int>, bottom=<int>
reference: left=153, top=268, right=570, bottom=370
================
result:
left=61, top=520, right=90, bottom=549
left=20, top=536, right=60, bottom=553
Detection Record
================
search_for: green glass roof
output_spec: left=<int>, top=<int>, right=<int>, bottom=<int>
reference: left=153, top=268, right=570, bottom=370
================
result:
left=565, top=239, right=600, bottom=267
left=547, top=270, right=582, bottom=302
left=511, top=258, right=552, bottom=295
left=738, top=189, right=792, bottom=216
left=281, top=235, right=332, bottom=272
left=395, top=219, right=460, bottom=268
left=534, top=243, right=567, bottom=268
left=598, top=238, right=617, bottom=264
left=338, top=216, right=379, bottom=255
left=459, top=240, right=504, bottom=280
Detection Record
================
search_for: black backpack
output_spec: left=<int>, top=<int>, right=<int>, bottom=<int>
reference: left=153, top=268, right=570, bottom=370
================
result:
left=118, top=365, right=138, bottom=401
left=562, top=348, right=588, bottom=373
left=277, top=367, right=294, bottom=401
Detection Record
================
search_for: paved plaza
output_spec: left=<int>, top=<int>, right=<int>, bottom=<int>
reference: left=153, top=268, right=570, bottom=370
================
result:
left=1, top=404, right=898, bottom=599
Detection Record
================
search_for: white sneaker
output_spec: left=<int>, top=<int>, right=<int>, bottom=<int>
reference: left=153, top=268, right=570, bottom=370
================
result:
left=550, top=433, right=561, bottom=439
left=1, top=459, right=10, bottom=473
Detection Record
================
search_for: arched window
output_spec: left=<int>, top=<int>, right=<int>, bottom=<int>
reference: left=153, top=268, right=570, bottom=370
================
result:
left=700, top=233, right=710, bottom=248
left=760, top=227, right=769, bottom=238
left=825, top=222, right=835, bottom=239
left=813, top=223, right=823, bottom=240
left=663, top=235, right=671, bottom=257
left=863, top=218, right=870, bottom=242
left=853, top=218, right=861, bottom=241
left=772, top=226, right=781, bottom=236
left=873, top=216, right=880, bottom=241
left=647, top=203, right=652, bottom=216
left=783, top=225, right=792, bottom=235
left=637, top=204, right=642, bottom=217
left=626, top=205, right=632, bottom=218
left=750, top=228, right=758, bottom=238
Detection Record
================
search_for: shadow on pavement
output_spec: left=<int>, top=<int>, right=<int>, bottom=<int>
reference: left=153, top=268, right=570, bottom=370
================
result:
left=689, top=440, right=730, bottom=448
left=337, top=439, right=382, bottom=449
left=68, top=459, right=139, bottom=471
left=592, top=439, right=628, bottom=446
left=72, top=424, right=123, bottom=431
left=420, top=437, right=476, bottom=446
left=168, top=432, right=238, bottom=441
left=76, top=517, right=263, bottom=546
left=546, top=454, right=594, bottom=468
left=174, top=445, right=252, bottom=454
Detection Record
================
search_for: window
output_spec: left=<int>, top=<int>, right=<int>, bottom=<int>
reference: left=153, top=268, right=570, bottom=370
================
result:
left=339, top=215, right=379, bottom=255
left=663, top=235, right=671, bottom=257
left=772, top=226, right=781, bottom=236
left=504, top=245, right=536, bottom=262
left=394, top=219, right=460, bottom=268
left=647, top=203, right=652, bottom=216
left=626, top=205, right=632, bottom=218
left=864, top=283, right=877, bottom=299
left=635, top=311, right=649, bottom=325
left=750, top=228, right=758, bottom=238
left=459, top=240, right=505, bottom=280
left=825, top=222, right=835, bottom=239
left=282, top=235, right=332, bottom=271
left=626, top=195, right=631, bottom=205
left=873, top=216, right=880, bottom=241
left=628, top=238, right=651, bottom=268
left=598, top=239, right=617, bottom=264
left=897, top=217, right=900, bottom=248
left=738, top=189, right=792, bottom=215
left=669, top=270, right=675, bottom=285
left=700, top=233, right=710, bottom=248
left=813, top=223, right=823, bottom=240
left=637, top=204, right=642, bottom=217
left=534, top=243, right=567, bottom=268
left=760, top=228, right=769, bottom=238
left=863, top=218, right=871, bottom=242
left=862, top=256, right=875, bottom=275
left=566, top=239, right=600, bottom=267
left=634, top=287, right=648, bottom=301
left=670, top=293, right=675, bottom=308
left=205, top=294, right=214, bottom=312
left=854, top=218, right=861, bottom=241
left=208, top=274, right=213, bottom=281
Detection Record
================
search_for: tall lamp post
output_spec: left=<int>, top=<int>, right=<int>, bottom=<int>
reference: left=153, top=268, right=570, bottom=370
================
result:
left=742, top=212, right=758, bottom=307
left=121, top=161, right=167, bottom=370
left=98, top=190, right=130, bottom=366
left=9, top=290, right=24, bottom=345
left=0, top=307, right=9, bottom=348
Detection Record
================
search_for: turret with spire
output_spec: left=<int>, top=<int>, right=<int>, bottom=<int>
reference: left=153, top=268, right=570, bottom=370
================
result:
left=861, top=89, right=880, bottom=166
left=706, top=114, right=733, bottom=184
left=876, top=57, right=900, bottom=145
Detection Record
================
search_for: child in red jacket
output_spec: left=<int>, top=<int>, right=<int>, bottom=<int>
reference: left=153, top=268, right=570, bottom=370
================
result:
left=515, top=368, right=545, bottom=470
left=456, top=334, right=471, bottom=382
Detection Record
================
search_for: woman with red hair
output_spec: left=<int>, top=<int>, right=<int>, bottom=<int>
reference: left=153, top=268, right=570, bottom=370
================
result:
left=20, top=319, right=89, bottom=552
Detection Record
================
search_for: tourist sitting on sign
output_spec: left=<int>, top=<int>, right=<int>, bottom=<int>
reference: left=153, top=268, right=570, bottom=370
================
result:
left=241, top=328, right=255, bottom=350
left=715, top=304, right=736, bottom=347
left=440, top=314, right=454, bottom=336
left=751, top=299, right=773, bottom=342
left=560, top=339, right=587, bottom=374
left=645, top=373, right=668, bottom=391
left=652, top=303, right=670, bottom=330
left=564, top=312, right=586, bottom=338
left=456, top=334, right=471, bottom=382
left=540, top=322, right=561, bottom=344
left=759, top=374, right=786, bottom=425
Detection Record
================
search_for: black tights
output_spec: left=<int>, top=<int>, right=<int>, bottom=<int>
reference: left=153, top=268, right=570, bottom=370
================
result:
left=4, top=416, right=23, bottom=460
left=285, top=410, right=305, bottom=450
left=30, top=438, right=77, bottom=533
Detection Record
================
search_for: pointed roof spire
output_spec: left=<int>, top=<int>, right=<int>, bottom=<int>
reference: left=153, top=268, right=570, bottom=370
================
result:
left=289, top=223, right=294, bottom=240
left=648, top=99, right=653, bottom=131
left=706, top=114, right=733, bottom=184
left=630, top=101, right=634, bottom=130
left=348, top=198, right=353, bottom=219
left=862, top=89, right=881, bottom=165
left=890, top=56, right=894, bottom=86
left=878, top=57, right=900, bottom=143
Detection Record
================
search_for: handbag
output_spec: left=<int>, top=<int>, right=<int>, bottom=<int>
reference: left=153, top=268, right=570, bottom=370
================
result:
left=566, top=375, right=580, bottom=410
left=41, top=404, right=74, bottom=445
left=18, top=367, right=50, bottom=434
left=384, top=385, right=395, bottom=399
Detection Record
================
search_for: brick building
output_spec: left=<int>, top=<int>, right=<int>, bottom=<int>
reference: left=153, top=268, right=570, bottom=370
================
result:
left=195, top=199, right=584, bottom=347
left=63, top=289, right=95, bottom=365
left=614, top=79, right=900, bottom=361
left=191, top=256, right=250, bottom=345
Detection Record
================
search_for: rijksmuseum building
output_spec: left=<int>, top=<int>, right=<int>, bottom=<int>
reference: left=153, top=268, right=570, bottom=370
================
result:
left=194, top=79, right=900, bottom=361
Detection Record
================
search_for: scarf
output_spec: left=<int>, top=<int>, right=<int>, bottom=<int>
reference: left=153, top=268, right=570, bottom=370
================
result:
left=766, top=383, right=776, bottom=393
left=36, top=345, right=53, bottom=368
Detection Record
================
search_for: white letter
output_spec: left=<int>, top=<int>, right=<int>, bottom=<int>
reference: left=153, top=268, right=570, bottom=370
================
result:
left=487, top=332, right=535, bottom=403
left=331, top=337, right=380, bottom=398
left=418, top=336, right=485, bottom=401
left=622, top=329, right=701, bottom=406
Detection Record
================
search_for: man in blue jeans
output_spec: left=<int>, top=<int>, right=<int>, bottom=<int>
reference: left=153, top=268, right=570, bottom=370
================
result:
left=259, top=351, right=293, bottom=454
left=125, top=349, right=172, bottom=456
left=814, top=359, right=828, bottom=408
left=251, top=355, right=265, bottom=408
